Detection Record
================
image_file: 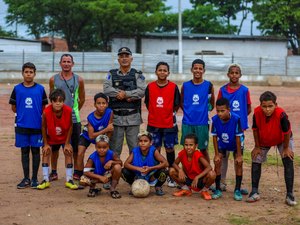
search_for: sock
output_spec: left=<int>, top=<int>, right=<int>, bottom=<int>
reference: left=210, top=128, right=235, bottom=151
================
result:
left=66, top=164, right=73, bottom=181
left=110, top=179, right=118, bottom=191
left=215, top=175, right=221, bottom=190
left=51, top=170, right=57, bottom=174
left=166, top=150, right=175, bottom=167
left=21, top=147, right=30, bottom=179
left=42, top=163, right=49, bottom=182
left=282, top=157, right=294, bottom=195
left=235, top=175, right=242, bottom=191
left=181, top=185, right=190, bottom=190
left=77, top=170, right=83, bottom=177
left=201, top=186, right=209, bottom=192
left=74, top=169, right=79, bottom=176
left=31, top=147, right=40, bottom=180
left=251, top=162, right=261, bottom=194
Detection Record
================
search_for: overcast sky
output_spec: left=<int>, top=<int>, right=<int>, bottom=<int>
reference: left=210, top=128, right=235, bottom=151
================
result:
left=0, top=0, right=260, bottom=38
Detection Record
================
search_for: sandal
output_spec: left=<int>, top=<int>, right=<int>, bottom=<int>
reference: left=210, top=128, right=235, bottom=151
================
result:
left=87, top=188, right=101, bottom=197
left=110, top=190, right=121, bottom=199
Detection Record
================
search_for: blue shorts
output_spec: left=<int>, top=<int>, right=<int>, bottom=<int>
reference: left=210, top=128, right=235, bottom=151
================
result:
left=15, top=133, right=43, bottom=148
left=151, top=131, right=178, bottom=149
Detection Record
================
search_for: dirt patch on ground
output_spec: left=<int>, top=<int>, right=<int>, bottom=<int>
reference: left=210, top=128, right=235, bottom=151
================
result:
left=0, top=82, right=299, bottom=225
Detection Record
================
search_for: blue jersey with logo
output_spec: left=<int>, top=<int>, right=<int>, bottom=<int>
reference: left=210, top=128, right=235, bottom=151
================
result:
left=211, top=113, right=243, bottom=151
left=89, top=150, right=114, bottom=175
left=220, top=84, right=249, bottom=130
left=182, top=80, right=212, bottom=125
left=9, top=83, right=47, bottom=130
left=81, top=108, right=112, bottom=144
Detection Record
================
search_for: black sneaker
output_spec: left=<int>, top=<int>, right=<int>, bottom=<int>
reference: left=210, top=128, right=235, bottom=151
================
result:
left=17, top=178, right=31, bottom=189
left=31, top=179, right=39, bottom=189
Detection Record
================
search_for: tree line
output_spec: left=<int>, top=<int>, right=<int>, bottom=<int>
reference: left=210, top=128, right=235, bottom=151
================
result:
left=1, top=0, right=300, bottom=54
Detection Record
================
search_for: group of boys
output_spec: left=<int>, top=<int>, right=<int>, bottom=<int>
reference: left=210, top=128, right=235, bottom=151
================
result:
left=10, top=47, right=296, bottom=206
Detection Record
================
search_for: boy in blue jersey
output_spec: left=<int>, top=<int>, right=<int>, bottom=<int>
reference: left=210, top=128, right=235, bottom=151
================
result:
left=180, top=59, right=215, bottom=163
left=9, top=62, right=48, bottom=189
left=81, top=135, right=122, bottom=198
left=217, top=63, right=251, bottom=193
left=211, top=98, right=244, bottom=201
left=76, top=93, right=114, bottom=180
left=122, top=132, right=169, bottom=196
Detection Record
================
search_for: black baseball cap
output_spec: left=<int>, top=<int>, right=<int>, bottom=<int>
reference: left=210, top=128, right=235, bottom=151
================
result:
left=118, top=47, right=132, bottom=55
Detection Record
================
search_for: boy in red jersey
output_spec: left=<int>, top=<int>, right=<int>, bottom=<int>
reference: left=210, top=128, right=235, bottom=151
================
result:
left=247, top=91, right=296, bottom=206
left=37, top=89, right=78, bottom=190
left=169, top=133, right=215, bottom=200
left=144, top=61, right=180, bottom=188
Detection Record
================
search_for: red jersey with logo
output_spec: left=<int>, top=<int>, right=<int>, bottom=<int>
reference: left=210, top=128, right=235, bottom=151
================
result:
left=252, top=106, right=291, bottom=147
left=44, top=104, right=72, bottom=145
left=147, top=81, right=177, bottom=128
left=178, top=149, right=204, bottom=180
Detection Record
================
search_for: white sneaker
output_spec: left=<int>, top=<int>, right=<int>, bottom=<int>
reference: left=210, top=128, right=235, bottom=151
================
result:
left=167, top=177, right=177, bottom=188
left=286, top=195, right=297, bottom=206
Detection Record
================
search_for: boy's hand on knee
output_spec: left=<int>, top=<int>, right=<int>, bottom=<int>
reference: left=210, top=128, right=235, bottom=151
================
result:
left=63, top=144, right=73, bottom=155
left=251, top=147, right=261, bottom=160
left=42, top=144, right=51, bottom=155
left=178, top=169, right=186, bottom=182
left=235, top=155, right=243, bottom=166
left=282, top=147, right=294, bottom=160
left=214, top=155, right=221, bottom=165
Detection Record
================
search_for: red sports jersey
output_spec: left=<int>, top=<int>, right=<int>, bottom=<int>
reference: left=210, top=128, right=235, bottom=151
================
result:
left=253, top=106, right=290, bottom=147
left=44, top=104, right=72, bottom=145
left=147, top=81, right=177, bottom=128
left=178, top=149, right=204, bottom=180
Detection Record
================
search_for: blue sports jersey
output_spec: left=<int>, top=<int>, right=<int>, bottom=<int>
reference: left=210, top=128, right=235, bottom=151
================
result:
left=88, top=150, right=114, bottom=175
left=182, top=80, right=211, bottom=125
left=211, top=113, right=243, bottom=151
left=220, top=84, right=249, bottom=130
left=132, top=146, right=158, bottom=180
left=9, top=83, right=47, bottom=130
left=81, top=108, right=112, bottom=144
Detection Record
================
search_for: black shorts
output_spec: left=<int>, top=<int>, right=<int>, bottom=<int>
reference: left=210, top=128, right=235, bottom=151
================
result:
left=71, top=122, right=81, bottom=153
left=78, top=135, right=92, bottom=148
left=51, top=144, right=63, bottom=152
left=185, top=176, right=205, bottom=190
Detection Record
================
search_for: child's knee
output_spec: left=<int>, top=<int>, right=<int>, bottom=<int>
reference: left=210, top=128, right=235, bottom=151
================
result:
left=112, top=164, right=122, bottom=173
left=208, top=170, right=216, bottom=180
left=169, top=167, right=177, bottom=178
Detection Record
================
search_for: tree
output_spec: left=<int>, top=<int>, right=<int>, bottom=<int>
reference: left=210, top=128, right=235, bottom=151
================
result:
left=252, top=0, right=300, bottom=54
left=190, top=0, right=252, bottom=34
left=0, top=26, right=15, bottom=37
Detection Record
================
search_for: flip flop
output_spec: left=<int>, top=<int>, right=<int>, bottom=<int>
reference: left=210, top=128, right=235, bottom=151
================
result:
left=110, top=190, right=121, bottom=199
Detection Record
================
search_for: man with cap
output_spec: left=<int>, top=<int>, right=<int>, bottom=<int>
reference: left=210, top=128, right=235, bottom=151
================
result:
left=104, top=47, right=146, bottom=157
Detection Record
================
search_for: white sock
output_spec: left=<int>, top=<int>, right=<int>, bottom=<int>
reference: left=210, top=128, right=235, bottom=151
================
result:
left=201, top=186, right=209, bottom=192
left=43, top=167, right=49, bottom=182
left=66, top=168, right=73, bottom=182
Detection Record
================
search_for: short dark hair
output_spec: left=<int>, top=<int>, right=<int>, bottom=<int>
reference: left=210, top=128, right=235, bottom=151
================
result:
left=60, top=53, right=74, bottom=63
left=184, top=133, right=198, bottom=145
left=216, top=97, right=230, bottom=108
left=260, top=91, right=277, bottom=103
left=50, top=89, right=66, bottom=102
left=94, top=92, right=108, bottom=103
left=192, top=59, right=205, bottom=69
left=155, top=61, right=170, bottom=72
left=22, top=62, right=36, bottom=72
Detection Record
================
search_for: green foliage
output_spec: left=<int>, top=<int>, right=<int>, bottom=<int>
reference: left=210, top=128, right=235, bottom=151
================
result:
left=252, top=0, right=300, bottom=54
left=0, top=26, right=15, bottom=37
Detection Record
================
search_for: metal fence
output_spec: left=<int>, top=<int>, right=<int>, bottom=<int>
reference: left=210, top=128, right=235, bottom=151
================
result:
left=0, top=51, right=299, bottom=76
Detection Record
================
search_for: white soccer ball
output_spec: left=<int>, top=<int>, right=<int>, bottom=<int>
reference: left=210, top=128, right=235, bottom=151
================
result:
left=131, top=179, right=150, bottom=198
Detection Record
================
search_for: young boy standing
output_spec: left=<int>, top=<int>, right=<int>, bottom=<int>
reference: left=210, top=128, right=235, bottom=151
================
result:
left=144, top=61, right=180, bottom=187
left=247, top=91, right=297, bottom=206
left=217, top=63, right=251, bottom=192
left=211, top=98, right=244, bottom=201
left=37, top=89, right=78, bottom=190
left=170, top=133, right=215, bottom=200
left=180, top=59, right=215, bottom=163
left=76, top=93, right=113, bottom=179
left=9, top=62, right=48, bottom=189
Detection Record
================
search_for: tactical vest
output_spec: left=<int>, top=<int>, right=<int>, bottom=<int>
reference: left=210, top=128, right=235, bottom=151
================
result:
left=109, top=68, right=142, bottom=112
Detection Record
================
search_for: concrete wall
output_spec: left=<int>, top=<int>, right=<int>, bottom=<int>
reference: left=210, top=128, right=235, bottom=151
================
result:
left=0, top=38, right=42, bottom=53
left=113, top=37, right=287, bottom=58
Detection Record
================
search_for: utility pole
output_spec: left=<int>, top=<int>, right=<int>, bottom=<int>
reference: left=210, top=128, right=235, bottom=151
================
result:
left=178, top=0, right=183, bottom=74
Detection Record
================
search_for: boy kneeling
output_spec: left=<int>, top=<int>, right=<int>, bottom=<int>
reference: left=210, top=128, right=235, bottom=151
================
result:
left=170, top=134, right=215, bottom=200
left=81, top=135, right=122, bottom=198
